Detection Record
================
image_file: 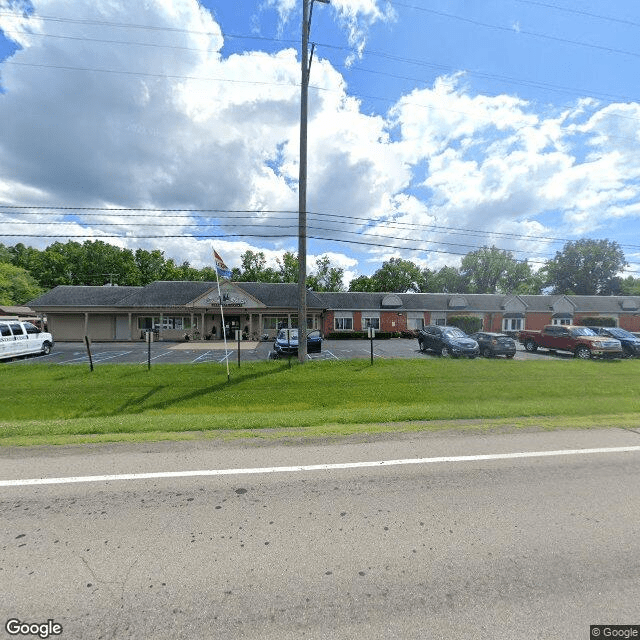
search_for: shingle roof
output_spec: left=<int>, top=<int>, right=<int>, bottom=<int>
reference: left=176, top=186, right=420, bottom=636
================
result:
left=29, top=285, right=141, bottom=307
left=114, top=281, right=217, bottom=307
left=28, top=282, right=640, bottom=315
left=235, top=282, right=325, bottom=309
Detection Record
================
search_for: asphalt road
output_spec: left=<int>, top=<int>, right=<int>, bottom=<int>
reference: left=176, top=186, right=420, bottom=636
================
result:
left=2, top=427, right=640, bottom=639
left=5, top=337, right=567, bottom=365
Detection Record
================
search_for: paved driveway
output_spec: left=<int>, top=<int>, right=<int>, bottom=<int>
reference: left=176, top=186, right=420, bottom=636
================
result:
left=3, top=338, right=567, bottom=365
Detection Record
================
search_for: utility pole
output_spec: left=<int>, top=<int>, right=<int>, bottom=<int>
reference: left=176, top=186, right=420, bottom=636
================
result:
left=298, top=0, right=329, bottom=364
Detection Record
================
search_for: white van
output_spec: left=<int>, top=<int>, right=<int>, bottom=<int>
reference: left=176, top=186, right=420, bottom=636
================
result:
left=0, top=320, right=54, bottom=361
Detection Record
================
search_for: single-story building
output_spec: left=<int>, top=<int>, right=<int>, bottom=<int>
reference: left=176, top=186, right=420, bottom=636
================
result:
left=28, top=281, right=640, bottom=342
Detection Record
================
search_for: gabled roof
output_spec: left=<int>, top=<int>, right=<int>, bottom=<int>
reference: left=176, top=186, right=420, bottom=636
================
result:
left=566, top=295, right=640, bottom=313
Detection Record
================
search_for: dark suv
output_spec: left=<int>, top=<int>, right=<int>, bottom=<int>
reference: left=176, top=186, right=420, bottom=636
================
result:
left=469, top=331, right=517, bottom=358
left=417, top=325, right=479, bottom=358
left=587, top=326, right=640, bottom=358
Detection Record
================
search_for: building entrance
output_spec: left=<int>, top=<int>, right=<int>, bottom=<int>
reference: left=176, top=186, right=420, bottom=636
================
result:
left=223, top=315, right=241, bottom=339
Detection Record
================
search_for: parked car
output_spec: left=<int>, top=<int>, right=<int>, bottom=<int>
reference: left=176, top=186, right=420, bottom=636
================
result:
left=469, top=331, right=517, bottom=358
left=271, top=328, right=322, bottom=358
left=0, top=320, right=54, bottom=361
left=586, top=327, right=640, bottom=358
left=417, top=325, right=479, bottom=358
left=518, top=325, right=622, bottom=359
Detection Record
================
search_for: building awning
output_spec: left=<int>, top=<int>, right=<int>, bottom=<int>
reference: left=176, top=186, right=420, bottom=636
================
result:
left=503, top=312, right=525, bottom=318
left=552, top=312, right=573, bottom=318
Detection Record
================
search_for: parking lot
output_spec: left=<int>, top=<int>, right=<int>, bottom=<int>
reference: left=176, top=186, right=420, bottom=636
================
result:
left=3, top=337, right=577, bottom=365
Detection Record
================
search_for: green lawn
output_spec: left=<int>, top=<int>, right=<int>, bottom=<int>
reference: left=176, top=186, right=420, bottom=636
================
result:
left=1, top=358, right=640, bottom=446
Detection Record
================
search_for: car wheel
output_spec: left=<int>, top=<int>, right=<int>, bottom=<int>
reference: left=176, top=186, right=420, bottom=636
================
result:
left=524, top=339, right=538, bottom=352
left=440, top=346, right=450, bottom=358
left=41, top=342, right=52, bottom=355
left=506, top=354, right=515, bottom=359
left=575, top=346, right=591, bottom=360
left=268, top=351, right=279, bottom=360
left=481, top=347, right=492, bottom=358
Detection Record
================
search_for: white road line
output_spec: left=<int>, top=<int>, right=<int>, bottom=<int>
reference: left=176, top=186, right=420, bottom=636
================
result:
left=324, top=350, right=339, bottom=360
left=1, top=446, right=639, bottom=488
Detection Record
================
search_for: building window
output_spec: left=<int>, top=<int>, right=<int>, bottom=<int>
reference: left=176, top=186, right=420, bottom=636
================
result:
left=362, top=316, right=380, bottom=330
left=137, top=316, right=195, bottom=330
left=502, top=317, right=523, bottom=332
left=552, top=317, right=572, bottom=325
left=407, top=316, right=425, bottom=330
left=262, top=316, right=288, bottom=330
left=435, top=318, right=447, bottom=326
left=334, top=317, right=353, bottom=331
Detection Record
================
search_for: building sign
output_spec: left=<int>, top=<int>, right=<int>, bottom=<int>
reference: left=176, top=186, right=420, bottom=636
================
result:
left=194, top=284, right=262, bottom=309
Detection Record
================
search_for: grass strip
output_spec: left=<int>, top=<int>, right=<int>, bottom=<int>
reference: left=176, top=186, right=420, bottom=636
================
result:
left=1, top=358, right=639, bottom=446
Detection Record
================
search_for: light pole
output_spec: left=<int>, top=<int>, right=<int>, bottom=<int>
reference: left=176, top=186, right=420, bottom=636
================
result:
left=298, top=0, right=329, bottom=364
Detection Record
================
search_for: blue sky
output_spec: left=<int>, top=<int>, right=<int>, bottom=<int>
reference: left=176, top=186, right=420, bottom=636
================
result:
left=1, top=0, right=639, bottom=285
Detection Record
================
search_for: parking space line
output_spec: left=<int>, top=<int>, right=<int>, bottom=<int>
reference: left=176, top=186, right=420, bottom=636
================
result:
left=218, top=351, right=233, bottom=363
left=324, top=350, right=339, bottom=360
left=92, top=351, right=134, bottom=363
left=139, top=351, right=172, bottom=364
left=192, top=351, right=213, bottom=363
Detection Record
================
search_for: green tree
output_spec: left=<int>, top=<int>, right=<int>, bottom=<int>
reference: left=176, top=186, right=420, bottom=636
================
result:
left=431, top=266, right=469, bottom=293
left=235, top=250, right=280, bottom=282
left=544, top=239, right=627, bottom=295
left=8, top=242, right=42, bottom=273
left=277, top=251, right=299, bottom=283
left=460, top=246, right=541, bottom=294
left=135, top=248, right=171, bottom=284
left=369, top=258, right=426, bottom=293
left=348, top=275, right=376, bottom=292
left=620, top=276, right=640, bottom=296
left=0, top=243, right=12, bottom=263
left=0, top=262, right=43, bottom=305
left=307, top=255, right=345, bottom=292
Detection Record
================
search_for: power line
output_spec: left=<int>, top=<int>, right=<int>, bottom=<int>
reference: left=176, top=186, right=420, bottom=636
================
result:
left=3, top=10, right=640, bottom=107
left=511, top=0, right=640, bottom=29
left=4, top=205, right=640, bottom=250
left=386, top=1, right=640, bottom=60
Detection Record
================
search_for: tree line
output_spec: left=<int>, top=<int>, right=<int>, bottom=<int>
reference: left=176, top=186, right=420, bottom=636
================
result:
left=1, top=238, right=638, bottom=306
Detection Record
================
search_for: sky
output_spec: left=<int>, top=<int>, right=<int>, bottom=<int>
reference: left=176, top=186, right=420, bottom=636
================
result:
left=0, top=0, right=639, bottom=287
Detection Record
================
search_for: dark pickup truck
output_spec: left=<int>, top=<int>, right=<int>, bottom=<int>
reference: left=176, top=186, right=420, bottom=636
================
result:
left=518, top=325, right=623, bottom=359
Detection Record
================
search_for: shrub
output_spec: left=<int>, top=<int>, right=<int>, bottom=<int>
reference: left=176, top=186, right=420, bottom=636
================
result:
left=325, top=331, right=368, bottom=340
left=447, top=315, right=483, bottom=334
left=579, top=316, right=616, bottom=327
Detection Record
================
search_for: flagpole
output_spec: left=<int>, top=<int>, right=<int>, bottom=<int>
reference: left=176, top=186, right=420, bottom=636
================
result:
left=214, top=254, right=231, bottom=382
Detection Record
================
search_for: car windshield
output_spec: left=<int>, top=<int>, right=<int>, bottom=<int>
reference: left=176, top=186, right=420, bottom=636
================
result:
left=570, top=327, right=596, bottom=336
left=443, top=328, right=466, bottom=338
left=606, top=328, right=634, bottom=339
left=277, top=329, right=298, bottom=340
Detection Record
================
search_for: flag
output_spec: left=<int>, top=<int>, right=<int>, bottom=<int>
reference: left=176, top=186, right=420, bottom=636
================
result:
left=213, top=250, right=232, bottom=279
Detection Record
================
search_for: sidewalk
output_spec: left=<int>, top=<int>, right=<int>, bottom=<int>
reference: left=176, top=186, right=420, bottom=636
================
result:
left=170, top=340, right=260, bottom=350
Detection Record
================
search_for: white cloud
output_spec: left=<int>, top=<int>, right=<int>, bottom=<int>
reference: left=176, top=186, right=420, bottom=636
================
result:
left=1, top=1, right=639, bottom=281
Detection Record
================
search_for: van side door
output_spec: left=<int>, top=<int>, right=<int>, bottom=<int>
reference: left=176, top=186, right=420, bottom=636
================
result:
left=9, top=322, right=28, bottom=356
left=0, top=322, right=14, bottom=359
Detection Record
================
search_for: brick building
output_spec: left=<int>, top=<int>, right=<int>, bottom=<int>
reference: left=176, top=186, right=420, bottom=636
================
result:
left=28, top=282, right=640, bottom=342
